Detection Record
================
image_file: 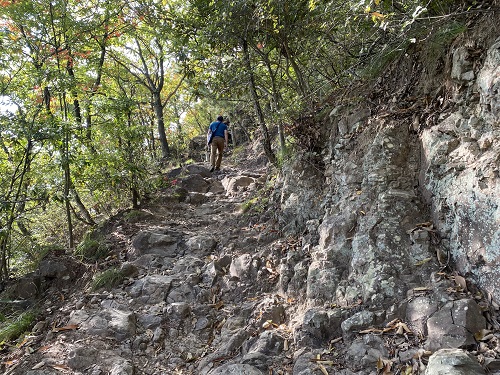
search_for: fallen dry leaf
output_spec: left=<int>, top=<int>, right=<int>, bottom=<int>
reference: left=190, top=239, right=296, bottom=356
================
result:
left=385, top=318, right=400, bottom=326
left=38, top=345, right=52, bottom=353
left=376, top=357, right=384, bottom=370
left=359, top=327, right=385, bottom=334
left=474, top=329, right=493, bottom=341
left=413, top=348, right=432, bottom=359
left=436, top=248, right=447, bottom=265
left=51, top=363, right=72, bottom=371
left=414, top=257, right=432, bottom=266
left=376, top=357, right=394, bottom=374
left=330, top=337, right=342, bottom=344
left=17, top=337, right=32, bottom=348
left=52, top=324, right=79, bottom=333
left=32, top=362, right=45, bottom=370
left=395, top=322, right=412, bottom=335
left=318, top=364, right=329, bottom=375
left=262, top=320, right=274, bottom=329
left=453, top=271, right=467, bottom=291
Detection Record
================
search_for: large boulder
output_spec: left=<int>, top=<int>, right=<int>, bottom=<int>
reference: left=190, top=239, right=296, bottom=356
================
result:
left=425, top=349, right=485, bottom=375
left=425, top=299, right=486, bottom=351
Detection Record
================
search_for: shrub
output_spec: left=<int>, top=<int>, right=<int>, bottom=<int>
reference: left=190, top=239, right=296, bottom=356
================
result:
left=90, top=268, right=125, bottom=291
left=74, top=234, right=109, bottom=261
left=0, top=310, right=36, bottom=344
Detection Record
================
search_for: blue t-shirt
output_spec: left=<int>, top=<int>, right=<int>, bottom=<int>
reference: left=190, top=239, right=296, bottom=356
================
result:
left=209, top=121, right=228, bottom=138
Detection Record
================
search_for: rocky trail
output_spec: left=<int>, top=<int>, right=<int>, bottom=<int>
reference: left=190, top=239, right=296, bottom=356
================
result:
left=0, top=156, right=302, bottom=375
left=2, top=143, right=500, bottom=375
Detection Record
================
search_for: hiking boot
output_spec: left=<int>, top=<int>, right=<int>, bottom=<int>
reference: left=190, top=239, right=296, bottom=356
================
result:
left=210, top=166, right=215, bottom=172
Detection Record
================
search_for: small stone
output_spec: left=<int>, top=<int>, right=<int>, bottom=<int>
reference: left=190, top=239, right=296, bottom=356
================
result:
left=341, top=310, right=375, bottom=337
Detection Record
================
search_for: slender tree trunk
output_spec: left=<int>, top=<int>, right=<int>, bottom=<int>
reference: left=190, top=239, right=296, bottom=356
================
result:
left=0, top=139, right=33, bottom=280
left=153, top=91, right=169, bottom=159
left=279, top=34, right=310, bottom=100
left=70, top=184, right=96, bottom=226
left=64, top=65, right=96, bottom=227
left=85, top=38, right=107, bottom=145
left=242, top=39, right=277, bottom=166
left=132, top=188, right=140, bottom=209
left=0, top=237, right=8, bottom=281
left=259, top=50, right=286, bottom=153
left=126, top=110, right=140, bottom=209
left=63, top=129, right=74, bottom=248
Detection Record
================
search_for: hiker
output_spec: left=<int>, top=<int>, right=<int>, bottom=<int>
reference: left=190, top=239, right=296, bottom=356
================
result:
left=207, top=115, right=229, bottom=172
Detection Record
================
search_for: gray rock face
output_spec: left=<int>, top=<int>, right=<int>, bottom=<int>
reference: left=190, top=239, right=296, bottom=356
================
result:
left=230, top=253, right=255, bottom=280
left=345, top=334, right=388, bottom=371
left=341, top=310, right=375, bottom=338
left=417, top=39, right=500, bottom=302
left=425, top=349, right=486, bottom=375
left=477, top=39, right=500, bottom=123
left=181, top=174, right=210, bottom=193
left=406, top=296, right=438, bottom=335
left=132, top=229, right=185, bottom=257
left=126, top=274, right=175, bottom=304
left=425, top=299, right=486, bottom=351
left=274, top=29, right=500, bottom=375
left=294, top=308, right=341, bottom=347
left=68, top=308, right=136, bottom=340
left=222, top=175, right=258, bottom=196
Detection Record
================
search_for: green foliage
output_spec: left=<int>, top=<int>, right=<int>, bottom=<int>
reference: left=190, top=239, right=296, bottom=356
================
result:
left=240, top=175, right=276, bottom=215
left=420, top=20, right=467, bottom=75
left=241, top=196, right=270, bottom=214
left=241, top=197, right=258, bottom=213
left=276, top=145, right=294, bottom=170
left=74, top=234, right=109, bottom=261
left=363, top=41, right=411, bottom=79
left=429, top=21, right=467, bottom=49
left=0, top=310, right=36, bottom=344
left=90, top=268, right=125, bottom=291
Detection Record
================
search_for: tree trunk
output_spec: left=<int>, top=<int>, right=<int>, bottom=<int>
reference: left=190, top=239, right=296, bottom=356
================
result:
left=63, top=130, right=74, bottom=249
left=259, top=49, right=286, bottom=153
left=0, top=139, right=33, bottom=281
left=84, top=38, right=107, bottom=146
left=132, top=188, right=140, bottom=209
left=70, top=184, right=96, bottom=226
left=0, top=237, right=8, bottom=281
left=242, top=39, right=277, bottom=166
left=153, top=91, right=169, bottom=160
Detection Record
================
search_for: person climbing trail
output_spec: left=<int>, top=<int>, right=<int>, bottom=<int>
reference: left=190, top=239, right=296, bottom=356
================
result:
left=207, top=115, right=229, bottom=172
